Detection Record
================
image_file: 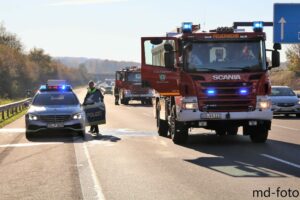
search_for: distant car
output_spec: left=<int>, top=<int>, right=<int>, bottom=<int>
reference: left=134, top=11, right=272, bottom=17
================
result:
left=270, top=86, right=300, bottom=117
left=101, top=86, right=113, bottom=95
left=25, top=83, right=86, bottom=139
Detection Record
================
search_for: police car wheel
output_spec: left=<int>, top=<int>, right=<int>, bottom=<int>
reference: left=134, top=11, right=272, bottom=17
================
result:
left=296, top=114, right=300, bottom=118
left=25, top=131, right=35, bottom=140
left=77, top=131, right=85, bottom=138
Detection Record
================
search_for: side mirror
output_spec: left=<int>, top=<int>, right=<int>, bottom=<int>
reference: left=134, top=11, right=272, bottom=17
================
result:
left=164, top=52, right=175, bottom=69
left=271, top=50, right=280, bottom=68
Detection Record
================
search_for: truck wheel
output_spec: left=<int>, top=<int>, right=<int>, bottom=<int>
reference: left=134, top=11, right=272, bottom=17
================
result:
left=156, top=104, right=168, bottom=137
left=216, top=129, right=226, bottom=136
left=124, top=99, right=129, bottom=105
left=227, top=126, right=238, bottom=135
left=170, top=106, right=188, bottom=144
left=296, top=114, right=300, bottom=118
left=250, top=126, right=268, bottom=143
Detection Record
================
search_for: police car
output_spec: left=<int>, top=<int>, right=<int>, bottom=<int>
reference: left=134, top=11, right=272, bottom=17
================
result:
left=25, top=80, right=86, bottom=139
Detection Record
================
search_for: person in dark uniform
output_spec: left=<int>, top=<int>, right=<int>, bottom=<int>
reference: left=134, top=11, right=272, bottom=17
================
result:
left=83, top=80, right=104, bottom=135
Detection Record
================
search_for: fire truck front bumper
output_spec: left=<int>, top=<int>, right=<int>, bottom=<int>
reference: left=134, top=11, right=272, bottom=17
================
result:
left=177, top=109, right=273, bottom=122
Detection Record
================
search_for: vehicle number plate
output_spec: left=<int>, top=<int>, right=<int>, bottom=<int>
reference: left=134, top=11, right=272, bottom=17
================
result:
left=47, top=123, right=64, bottom=128
left=201, top=113, right=221, bottom=119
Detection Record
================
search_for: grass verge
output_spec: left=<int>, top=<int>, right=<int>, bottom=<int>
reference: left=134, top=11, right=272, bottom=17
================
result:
left=0, top=109, right=28, bottom=128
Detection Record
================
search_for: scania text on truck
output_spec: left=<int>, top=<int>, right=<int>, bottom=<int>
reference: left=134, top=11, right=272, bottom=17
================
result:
left=114, top=66, right=154, bottom=105
left=141, top=22, right=281, bottom=144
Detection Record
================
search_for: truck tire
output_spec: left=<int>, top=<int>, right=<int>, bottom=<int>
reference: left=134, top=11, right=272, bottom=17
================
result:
left=124, top=99, right=129, bottom=105
left=156, top=104, right=168, bottom=137
left=147, top=99, right=153, bottom=105
left=216, top=129, right=226, bottom=136
left=170, top=106, right=188, bottom=144
left=296, top=114, right=300, bottom=118
left=227, top=126, right=238, bottom=135
left=250, top=125, right=268, bottom=143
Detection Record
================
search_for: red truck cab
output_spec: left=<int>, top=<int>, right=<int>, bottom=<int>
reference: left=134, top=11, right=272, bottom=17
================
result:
left=141, top=22, right=281, bottom=144
left=114, top=66, right=154, bottom=105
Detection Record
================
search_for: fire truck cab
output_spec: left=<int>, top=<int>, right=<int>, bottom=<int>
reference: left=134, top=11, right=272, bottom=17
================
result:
left=141, top=22, right=281, bottom=144
left=114, top=66, right=154, bottom=105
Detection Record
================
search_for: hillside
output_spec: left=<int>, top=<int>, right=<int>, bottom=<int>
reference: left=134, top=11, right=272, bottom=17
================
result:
left=55, top=57, right=140, bottom=74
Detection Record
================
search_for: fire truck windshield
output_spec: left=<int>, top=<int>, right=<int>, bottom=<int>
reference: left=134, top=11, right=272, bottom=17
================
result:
left=185, top=41, right=266, bottom=72
left=127, top=72, right=141, bottom=82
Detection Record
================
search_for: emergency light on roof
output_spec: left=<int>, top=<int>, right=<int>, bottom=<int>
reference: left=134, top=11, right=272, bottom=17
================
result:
left=39, top=84, right=72, bottom=92
left=253, top=21, right=263, bottom=32
left=182, top=22, right=193, bottom=33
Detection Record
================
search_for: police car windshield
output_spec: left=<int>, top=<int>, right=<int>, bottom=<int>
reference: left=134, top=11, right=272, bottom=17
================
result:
left=185, top=41, right=266, bottom=72
left=127, top=72, right=141, bottom=82
left=32, top=92, right=79, bottom=106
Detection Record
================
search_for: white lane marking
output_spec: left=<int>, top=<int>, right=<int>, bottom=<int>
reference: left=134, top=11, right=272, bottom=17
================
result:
left=261, top=154, right=300, bottom=169
left=159, top=140, right=168, bottom=147
left=142, top=113, right=152, bottom=117
left=0, top=128, right=25, bottom=133
left=272, top=124, right=300, bottom=131
left=74, top=137, right=105, bottom=200
left=0, top=142, right=63, bottom=148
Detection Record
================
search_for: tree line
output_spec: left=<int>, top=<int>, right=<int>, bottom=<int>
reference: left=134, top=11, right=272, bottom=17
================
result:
left=0, top=23, right=90, bottom=99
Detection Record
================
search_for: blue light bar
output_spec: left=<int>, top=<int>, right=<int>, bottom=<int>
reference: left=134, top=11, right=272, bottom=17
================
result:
left=61, top=85, right=66, bottom=90
left=239, top=88, right=249, bottom=95
left=253, top=21, right=263, bottom=32
left=40, top=85, right=47, bottom=90
left=182, top=22, right=193, bottom=33
left=207, top=89, right=216, bottom=96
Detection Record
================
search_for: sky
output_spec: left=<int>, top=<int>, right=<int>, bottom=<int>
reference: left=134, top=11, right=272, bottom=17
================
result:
left=0, top=0, right=299, bottom=62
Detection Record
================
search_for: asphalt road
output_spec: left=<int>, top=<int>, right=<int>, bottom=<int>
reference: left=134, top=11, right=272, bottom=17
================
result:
left=0, top=88, right=299, bottom=200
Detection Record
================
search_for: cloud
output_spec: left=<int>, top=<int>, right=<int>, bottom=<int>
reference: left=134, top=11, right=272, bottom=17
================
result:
left=49, top=0, right=127, bottom=6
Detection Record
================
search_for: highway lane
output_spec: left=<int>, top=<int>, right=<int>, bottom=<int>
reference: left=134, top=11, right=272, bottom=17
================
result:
left=0, top=88, right=299, bottom=200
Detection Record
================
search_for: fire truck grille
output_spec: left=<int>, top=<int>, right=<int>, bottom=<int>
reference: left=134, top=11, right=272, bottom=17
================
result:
left=131, top=90, right=149, bottom=94
left=40, top=115, right=71, bottom=123
left=199, top=82, right=254, bottom=112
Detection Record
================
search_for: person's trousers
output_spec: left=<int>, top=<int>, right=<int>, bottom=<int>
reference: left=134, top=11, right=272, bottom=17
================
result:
left=90, top=125, right=99, bottom=133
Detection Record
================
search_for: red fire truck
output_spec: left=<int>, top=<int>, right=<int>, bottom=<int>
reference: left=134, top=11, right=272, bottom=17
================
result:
left=114, top=66, right=154, bottom=105
left=141, top=22, right=281, bottom=144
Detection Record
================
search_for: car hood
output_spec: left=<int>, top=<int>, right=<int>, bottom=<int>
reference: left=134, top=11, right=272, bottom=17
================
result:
left=28, top=105, right=82, bottom=115
left=269, top=96, right=299, bottom=104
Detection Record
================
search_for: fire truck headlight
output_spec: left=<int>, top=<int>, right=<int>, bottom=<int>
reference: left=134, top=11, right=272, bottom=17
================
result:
left=256, top=96, right=271, bottom=110
left=182, top=102, right=198, bottom=110
left=181, top=96, right=198, bottom=110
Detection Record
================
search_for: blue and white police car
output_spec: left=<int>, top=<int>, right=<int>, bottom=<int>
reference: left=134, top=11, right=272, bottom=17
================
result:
left=25, top=80, right=86, bottom=139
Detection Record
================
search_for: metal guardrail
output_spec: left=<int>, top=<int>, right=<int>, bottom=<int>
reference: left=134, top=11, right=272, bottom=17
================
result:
left=0, top=98, right=32, bottom=122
